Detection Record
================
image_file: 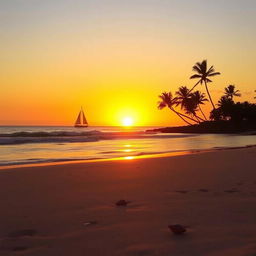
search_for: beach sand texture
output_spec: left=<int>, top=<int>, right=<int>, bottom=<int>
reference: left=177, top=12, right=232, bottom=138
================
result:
left=0, top=147, right=256, bottom=256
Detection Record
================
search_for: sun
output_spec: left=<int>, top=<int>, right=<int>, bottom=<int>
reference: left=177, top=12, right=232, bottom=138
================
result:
left=122, top=117, right=134, bottom=126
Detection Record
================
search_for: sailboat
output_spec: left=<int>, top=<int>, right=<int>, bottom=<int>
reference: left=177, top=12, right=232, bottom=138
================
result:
left=74, top=108, right=88, bottom=128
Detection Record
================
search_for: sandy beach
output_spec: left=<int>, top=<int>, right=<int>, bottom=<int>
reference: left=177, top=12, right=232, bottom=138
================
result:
left=0, top=147, right=256, bottom=256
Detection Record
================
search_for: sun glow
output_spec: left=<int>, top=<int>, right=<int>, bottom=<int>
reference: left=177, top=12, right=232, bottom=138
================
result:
left=122, top=117, right=134, bottom=126
left=124, top=156, right=134, bottom=160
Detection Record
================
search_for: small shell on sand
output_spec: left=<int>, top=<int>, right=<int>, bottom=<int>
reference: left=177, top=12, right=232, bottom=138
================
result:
left=8, top=229, right=37, bottom=238
left=12, top=246, right=28, bottom=251
left=199, top=189, right=209, bottom=192
left=224, top=189, right=239, bottom=193
left=168, top=224, right=187, bottom=235
left=115, top=200, right=130, bottom=206
left=175, top=190, right=188, bottom=194
left=83, top=221, right=98, bottom=226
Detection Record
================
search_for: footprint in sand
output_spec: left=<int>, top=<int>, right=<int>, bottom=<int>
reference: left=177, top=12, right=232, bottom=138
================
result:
left=8, top=229, right=37, bottom=238
left=83, top=221, right=98, bottom=227
left=115, top=200, right=131, bottom=206
left=12, top=246, right=28, bottom=251
left=175, top=190, right=189, bottom=194
left=198, top=189, right=209, bottom=192
left=224, top=189, right=239, bottom=193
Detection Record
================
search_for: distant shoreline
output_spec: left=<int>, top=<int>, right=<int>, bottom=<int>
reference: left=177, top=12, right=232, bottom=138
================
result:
left=147, top=121, right=256, bottom=134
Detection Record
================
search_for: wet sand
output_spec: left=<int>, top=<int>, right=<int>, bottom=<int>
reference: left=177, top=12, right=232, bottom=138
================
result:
left=0, top=147, right=256, bottom=256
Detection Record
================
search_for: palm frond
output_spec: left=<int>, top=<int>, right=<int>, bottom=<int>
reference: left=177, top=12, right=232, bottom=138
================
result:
left=234, top=91, right=241, bottom=97
left=206, top=66, right=215, bottom=75
left=157, top=101, right=166, bottom=109
left=201, top=60, right=207, bottom=73
left=190, top=74, right=202, bottom=79
left=208, top=72, right=221, bottom=77
left=192, top=65, right=202, bottom=74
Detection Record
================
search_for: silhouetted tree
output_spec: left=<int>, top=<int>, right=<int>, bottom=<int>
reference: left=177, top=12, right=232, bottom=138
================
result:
left=183, top=96, right=202, bottom=122
left=217, top=96, right=234, bottom=120
left=224, top=85, right=241, bottom=100
left=175, top=86, right=191, bottom=111
left=210, top=108, right=222, bottom=121
left=174, top=86, right=204, bottom=122
left=192, top=91, right=208, bottom=120
left=158, top=92, right=198, bottom=125
left=190, top=60, right=220, bottom=109
left=210, top=88, right=256, bottom=122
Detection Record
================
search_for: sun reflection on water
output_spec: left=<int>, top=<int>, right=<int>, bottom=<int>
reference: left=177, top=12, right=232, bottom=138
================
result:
left=124, top=156, right=134, bottom=160
left=123, top=149, right=132, bottom=152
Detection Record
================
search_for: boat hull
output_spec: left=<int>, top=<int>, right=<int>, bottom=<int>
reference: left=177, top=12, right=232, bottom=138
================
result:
left=74, top=125, right=88, bottom=128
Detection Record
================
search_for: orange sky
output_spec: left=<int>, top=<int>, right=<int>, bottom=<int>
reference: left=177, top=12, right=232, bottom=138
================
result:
left=1, top=0, right=256, bottom=126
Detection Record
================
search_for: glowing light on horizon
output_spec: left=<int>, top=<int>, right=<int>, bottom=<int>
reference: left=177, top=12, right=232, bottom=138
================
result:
left=123, top=144, right=133, bottom=152
left=122, top=117, right=134, bottom=126
left=123, top=149, right=132, bottom=152
left=124, top=156, right=134, bottom=160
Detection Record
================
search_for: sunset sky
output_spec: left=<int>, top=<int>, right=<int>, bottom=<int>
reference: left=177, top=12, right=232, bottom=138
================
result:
left=1, top=0, right=256, bottom=126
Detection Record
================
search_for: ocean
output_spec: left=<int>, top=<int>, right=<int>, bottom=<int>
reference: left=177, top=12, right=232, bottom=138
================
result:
left=0, top=126, right=256, bottom=166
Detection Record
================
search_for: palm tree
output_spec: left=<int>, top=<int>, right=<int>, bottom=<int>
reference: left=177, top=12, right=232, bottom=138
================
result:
left=192, top=91, right=208, bottom=120
left=190, top=60, right=220, bottom=109
left=216, top=95, right=234, bottom=120
left=175, top=86, right=204, bottom=122
left=224, top=85, right=241, bottom=100
left=183, top=97, right=201, bottom=122
left=175, top=86, right=191, bottom=110
left=210, top=108, right=222, bottom=121
left=158, top=92, right=198, bottom=125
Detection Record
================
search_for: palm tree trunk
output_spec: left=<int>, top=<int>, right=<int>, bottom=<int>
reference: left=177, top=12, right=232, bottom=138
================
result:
left=170, top=108, right=199, bottom=124
left=189, top=80, right=201, bottom=93
left=194, top=115, right=201, bottom=123
left=169, top=107, right=192, bottom=125
left=176, top=113, right=192, bottom=125
left=171, top=109, right=192, bottom=125
left=198, top=105, right=207, bottom=120
left=168, top=107, right=192, bottom=125
left=177, top=111, right=199, bottom=123
left=194, top=114, right=205, bottom=122
left=204, top=81, right=215, bottom=110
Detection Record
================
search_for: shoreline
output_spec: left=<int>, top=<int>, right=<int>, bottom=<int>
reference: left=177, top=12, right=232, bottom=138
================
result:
left=147, top=121, right=256, bottom=134
left=0, top=146, right=256, bottom=255
left=1, top=144, right=256, bottom=171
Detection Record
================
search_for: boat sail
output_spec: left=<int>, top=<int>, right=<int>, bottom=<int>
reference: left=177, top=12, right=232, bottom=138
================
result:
left=74, top=108, right=88, bottom=128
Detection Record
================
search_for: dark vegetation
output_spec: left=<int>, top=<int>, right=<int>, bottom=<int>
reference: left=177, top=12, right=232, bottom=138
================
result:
left=155, top=60, right=256, bottom=133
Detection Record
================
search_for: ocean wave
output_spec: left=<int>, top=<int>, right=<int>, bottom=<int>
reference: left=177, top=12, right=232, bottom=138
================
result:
left=0, top=150, right=182, bottom=167
left=0, top=157, right=104, bottom=167
left=0, top=130, right=102, bottom=137
left=0, top=130, right=196, bottom=145
left=0, top=136, right=101, bottom=145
